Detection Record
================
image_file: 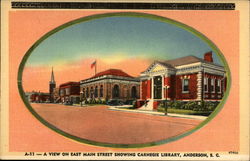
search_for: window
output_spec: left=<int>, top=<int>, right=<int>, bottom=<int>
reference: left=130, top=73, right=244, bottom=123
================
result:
left=131, top=86, right=137, bottom=98
left=65, top=88, right=70, bottom=95
left=94, top=86, right=98, bottom=98
left=90, top=87, right=94, bottom=98
left=100, top=85, right=103, bottom=97
left=211, top=79, right=215, bottom=93
left=182, top=79, right=189, bottom=93
left=204, top=77, right=208, bottom=92
left=217, top=79, right=221, bottom=93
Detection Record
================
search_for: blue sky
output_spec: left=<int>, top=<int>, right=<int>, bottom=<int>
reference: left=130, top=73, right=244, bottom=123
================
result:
left=26, top=16, right=222, bottom=66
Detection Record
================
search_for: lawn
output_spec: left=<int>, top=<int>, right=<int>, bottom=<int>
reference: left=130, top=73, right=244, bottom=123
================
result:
left=158, top=107, right=212, bottom=116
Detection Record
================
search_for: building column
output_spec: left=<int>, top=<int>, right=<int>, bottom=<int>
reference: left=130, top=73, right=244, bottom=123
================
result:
left=151, top=77, right=154, bottom=99
left=221, top=79, right=224, bottom=96
left=140, top=81, right=142, bottom=99
left=161, top=75, right=165, bottom=100
left=104, top=83, right=107, bottom=99
left=197, top=71, right=203, bottom=101
left=146, top=78, right=151, bottom=99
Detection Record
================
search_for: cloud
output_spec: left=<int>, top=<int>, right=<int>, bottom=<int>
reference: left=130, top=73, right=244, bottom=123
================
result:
left=101, top=53, right=130, bottom=64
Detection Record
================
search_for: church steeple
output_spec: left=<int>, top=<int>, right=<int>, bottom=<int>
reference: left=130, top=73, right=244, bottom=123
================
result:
left=49, top=67, right=56, bottom=102
left=50, top=67, right=55, bottom=84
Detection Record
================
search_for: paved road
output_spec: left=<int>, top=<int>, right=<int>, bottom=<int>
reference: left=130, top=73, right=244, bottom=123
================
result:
left=32, top=103, right=202, bottom=144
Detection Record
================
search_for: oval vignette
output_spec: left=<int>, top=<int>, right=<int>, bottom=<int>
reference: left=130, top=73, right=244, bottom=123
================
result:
left=18, top=12, right=231, bottom=148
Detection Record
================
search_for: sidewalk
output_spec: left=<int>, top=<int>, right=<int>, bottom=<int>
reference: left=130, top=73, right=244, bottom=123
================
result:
left=108, top=106, right=207, bottom=120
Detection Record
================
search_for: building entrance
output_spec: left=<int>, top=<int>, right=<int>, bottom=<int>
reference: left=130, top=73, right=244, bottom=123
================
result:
left=153, top=76, right=162, bottom=99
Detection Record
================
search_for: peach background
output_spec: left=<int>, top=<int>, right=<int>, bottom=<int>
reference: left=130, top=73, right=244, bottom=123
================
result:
left=9, top=10, right=239, bottom=152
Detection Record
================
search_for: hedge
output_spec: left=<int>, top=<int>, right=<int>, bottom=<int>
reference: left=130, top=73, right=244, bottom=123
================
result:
left=159, top=101, right=219, bottom=112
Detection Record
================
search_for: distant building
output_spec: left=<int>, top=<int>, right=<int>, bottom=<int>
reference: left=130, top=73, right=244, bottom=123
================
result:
left=53, top=87, right=60, bottom=103
left=139, top=52, right=226, bottom=110
left=25, top=92, right=34, bottom=102
left=59, top=82, right=80, bottom=104
left=49, top=68, right=56, bottom=102
left=80, top=69, right=140, bottom=102
left=29, top=92, right=50, bottom=103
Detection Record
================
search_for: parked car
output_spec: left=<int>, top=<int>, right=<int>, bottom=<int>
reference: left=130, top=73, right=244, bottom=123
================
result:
left=106, top=100, right=124, bottom=106
left=64, top=101, right=73, bottom=105
left=123, top=100, right=135, bottom=105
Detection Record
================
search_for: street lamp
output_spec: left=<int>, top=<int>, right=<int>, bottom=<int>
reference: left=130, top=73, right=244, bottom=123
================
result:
left=165, top=85, right=170, bottom=115
left=80, top=91, right=83, bottom=107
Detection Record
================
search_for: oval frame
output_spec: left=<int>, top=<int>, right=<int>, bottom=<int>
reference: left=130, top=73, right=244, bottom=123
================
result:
left=18, top=12, right=231, bottom=148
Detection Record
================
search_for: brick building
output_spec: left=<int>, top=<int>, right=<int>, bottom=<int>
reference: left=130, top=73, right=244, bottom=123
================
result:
left=59, top=82, right=80, bottom=104
left=29, top=92, right=50, bottom=103
left=52, top=87, right=60, bottom=103
left=139, top=52, right=226, bottom=110
left=80, top=69, right=140, bottom=102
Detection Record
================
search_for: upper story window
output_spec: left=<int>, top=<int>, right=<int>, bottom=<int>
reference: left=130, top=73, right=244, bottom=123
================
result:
left=65, top=88, right=70, bottom=95
left=182, top=79, right=189, bottom=93
left=204, top=77, right=208, bottom=92
left=211, top=78, right=215, bottom=93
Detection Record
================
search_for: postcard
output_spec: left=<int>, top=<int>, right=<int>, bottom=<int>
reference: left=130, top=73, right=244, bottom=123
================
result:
left=1, top=0, right=249, bottom=160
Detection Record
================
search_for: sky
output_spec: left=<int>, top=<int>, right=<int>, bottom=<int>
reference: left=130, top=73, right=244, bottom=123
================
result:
left=23, top=16, right=222, bottom=92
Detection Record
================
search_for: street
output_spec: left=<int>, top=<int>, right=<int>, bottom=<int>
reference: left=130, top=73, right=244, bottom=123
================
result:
left=32, top=103, right=202, bottom=144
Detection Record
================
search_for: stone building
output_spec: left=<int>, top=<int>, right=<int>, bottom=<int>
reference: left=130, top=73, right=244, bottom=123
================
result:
left=80, top=69, right=140, bottom=102
left=139, top=52, right=227, bottom=110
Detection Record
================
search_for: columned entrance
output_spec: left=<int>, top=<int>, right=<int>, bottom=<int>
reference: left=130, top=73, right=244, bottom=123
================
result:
left=153, top=76, right=162, bottom=99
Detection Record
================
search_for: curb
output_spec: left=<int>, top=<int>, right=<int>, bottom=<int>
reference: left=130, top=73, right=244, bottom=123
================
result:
left=108, top=107, right=207, bottom=120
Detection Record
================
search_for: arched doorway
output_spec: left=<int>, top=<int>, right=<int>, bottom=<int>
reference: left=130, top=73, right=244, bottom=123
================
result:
left=94, top=86, right=98, bottom=98
left=112, top=85, right=120, bottom=98
left=90, top=87, right=94, bottom=98
left=86, top=87, right=89, bottom=98
left=131, top=86, right=137, bottom=98
left=99, top=85, right=103, bottom=97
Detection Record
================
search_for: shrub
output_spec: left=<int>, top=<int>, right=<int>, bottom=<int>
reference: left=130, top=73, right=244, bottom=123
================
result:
left=194, top=101, right=219, bottom=111
left=89, top=99, right=96, bottom=104
left=130, top=101, right=137, bottom=109
left=102, top=100, right=106, bottom=104
left=172, top=101, right=185, bottom=109
left=183, top=101, right=196, bottom=110
left=96, top=98, right=102, bottom=104
left=83, top=99, right=88, bottom=104
left=157, top=107, right=165, bottom=112
left=159, top=100, right=219, bottom=112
